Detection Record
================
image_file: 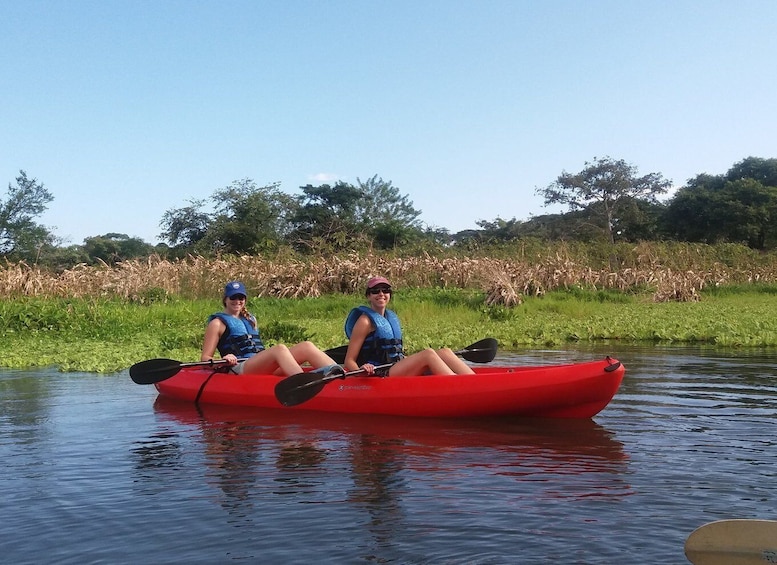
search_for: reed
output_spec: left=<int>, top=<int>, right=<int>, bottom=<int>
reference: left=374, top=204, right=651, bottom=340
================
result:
left=2, top=242, right=777, bottom=304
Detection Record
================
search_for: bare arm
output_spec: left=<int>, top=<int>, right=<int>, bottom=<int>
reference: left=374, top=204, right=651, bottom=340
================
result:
left=344, top=314, right=374, bottom=372
left=201, top=318, right=232, bottom=363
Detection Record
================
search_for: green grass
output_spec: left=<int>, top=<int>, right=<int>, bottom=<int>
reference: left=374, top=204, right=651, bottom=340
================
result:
left=2, top=286, right=776, bottom=373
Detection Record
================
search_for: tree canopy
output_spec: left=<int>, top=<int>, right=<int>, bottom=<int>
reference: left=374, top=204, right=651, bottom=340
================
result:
left=6, top=156, right=777, bottom=270
left=665, top=157, right=777, bottom=249
left=82, top=233, right=156, bottom=265
left=536, top=157, right=671, bottom=244
left=158, top=175, right=426, bottom=255
left=0, top=170, right=55, bottom=258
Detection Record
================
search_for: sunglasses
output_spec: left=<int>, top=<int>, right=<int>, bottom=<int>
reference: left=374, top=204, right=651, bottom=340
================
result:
left=368, top=287, right=392, bottom=295
left=228, top=294, right=246, bottom=301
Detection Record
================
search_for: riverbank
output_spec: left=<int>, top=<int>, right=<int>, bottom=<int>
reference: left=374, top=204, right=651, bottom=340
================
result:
left=2, top=286, right=776, bottom=372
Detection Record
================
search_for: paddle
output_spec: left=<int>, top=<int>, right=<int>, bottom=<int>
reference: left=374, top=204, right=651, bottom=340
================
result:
left=274, top=363, right=394, bottom=407
left=684, top=519, right=777, bottom=565
left=276, top=338, right=498, bottom=407
left=324, top=337, right=498, bottom=365
left=129, top=358, right=233, bottom=385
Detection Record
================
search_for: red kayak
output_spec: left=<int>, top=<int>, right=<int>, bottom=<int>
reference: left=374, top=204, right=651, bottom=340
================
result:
left=153, top=356, right=625, bottom=419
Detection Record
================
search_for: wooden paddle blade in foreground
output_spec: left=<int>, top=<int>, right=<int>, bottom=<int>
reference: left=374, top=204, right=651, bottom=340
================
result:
left=685, top=519, right=777, bottom=565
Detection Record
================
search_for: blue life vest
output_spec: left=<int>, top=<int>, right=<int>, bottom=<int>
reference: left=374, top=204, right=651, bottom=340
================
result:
left=344, top=306, right=404, bottom=365
left=208, top=312, right=265, bottom=358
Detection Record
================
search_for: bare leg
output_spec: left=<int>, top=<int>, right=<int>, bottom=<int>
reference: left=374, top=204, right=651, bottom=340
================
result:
left=287, top=341, right=338, bottom=369
left=436, top=348, right=475, bottom=374
left=241, top=344, right=304, bottom=376
left=389, top=349, right=455, bottom=376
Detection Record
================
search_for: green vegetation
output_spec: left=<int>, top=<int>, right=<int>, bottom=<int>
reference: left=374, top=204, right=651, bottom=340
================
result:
left=5, top=138, right=774, bottom=373
left=2, top=285, right=776, bottom=373
left=3, top=156, right=777, bottom=270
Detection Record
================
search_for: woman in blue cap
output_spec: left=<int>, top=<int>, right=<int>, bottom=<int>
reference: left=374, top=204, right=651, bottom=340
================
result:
left=201, top=281, right=339, bottom=376
left=343, top=276, right=475, bottom=376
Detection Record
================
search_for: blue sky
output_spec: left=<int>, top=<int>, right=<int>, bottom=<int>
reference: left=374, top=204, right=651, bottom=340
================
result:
left=2, top=1, right=775, bottom=245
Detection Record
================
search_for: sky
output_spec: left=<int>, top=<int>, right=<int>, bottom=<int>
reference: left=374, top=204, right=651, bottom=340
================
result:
left=2, top=1, right=776, bottom=246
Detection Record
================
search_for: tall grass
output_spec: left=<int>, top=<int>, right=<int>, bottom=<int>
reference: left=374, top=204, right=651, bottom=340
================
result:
left=3, top=242, right=777, bottom=304
left=2, top=241, right=777, bottom=373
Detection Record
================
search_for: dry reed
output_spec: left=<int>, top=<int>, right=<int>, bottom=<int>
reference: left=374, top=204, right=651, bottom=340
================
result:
left=2, top=249, right=776, bottom=304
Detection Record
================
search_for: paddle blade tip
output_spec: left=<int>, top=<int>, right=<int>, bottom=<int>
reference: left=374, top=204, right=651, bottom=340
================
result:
left=685, top=519, right=777, bottom=565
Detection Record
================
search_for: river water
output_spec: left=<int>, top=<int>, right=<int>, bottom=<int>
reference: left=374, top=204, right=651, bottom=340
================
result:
left=1, top=345, right=776, bottom=564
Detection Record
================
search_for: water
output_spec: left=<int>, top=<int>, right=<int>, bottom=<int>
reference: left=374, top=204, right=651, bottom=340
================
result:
left=1, top=345, right=776, bottom=564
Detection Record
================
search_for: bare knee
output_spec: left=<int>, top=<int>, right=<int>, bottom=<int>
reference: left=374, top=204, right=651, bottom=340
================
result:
left=269, top=343, right=290, bottom=355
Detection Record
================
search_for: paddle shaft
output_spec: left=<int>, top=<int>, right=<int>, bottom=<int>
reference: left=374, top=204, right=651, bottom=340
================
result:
left=325, top=337, right=497, bottom=365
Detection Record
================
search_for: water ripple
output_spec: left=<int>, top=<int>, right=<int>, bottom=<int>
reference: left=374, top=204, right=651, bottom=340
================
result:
left=2, top=348, right=777, bottom=563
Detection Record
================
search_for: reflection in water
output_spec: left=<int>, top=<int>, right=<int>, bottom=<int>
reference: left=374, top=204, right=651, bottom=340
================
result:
left=151, top=397, right=631, bottom=500
left=199, top=418, right=263, bottom=521
left=6, top=347, right=777, bottom=563
left=273, top=440, right=328, bottom=494
left=148, top=397, right=632, bottom=561
left=131, top=432, right=183, bottom=473
left=484, top=419, right=633, bottom=501
left=0, top=370, right=54, bottom=444
left=347, top=435, right=408, bottom=547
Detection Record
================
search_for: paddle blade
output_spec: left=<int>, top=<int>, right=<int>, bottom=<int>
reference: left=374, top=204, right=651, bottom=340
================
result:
left=685, top=519, right=777, bottom=565
left=129, top=358, right=183, bottom=385
left=274, top=365, right=346, bottom=407
left=324, top=345, right=348, bottom=364
left=457, top=338, right=498, bottom=363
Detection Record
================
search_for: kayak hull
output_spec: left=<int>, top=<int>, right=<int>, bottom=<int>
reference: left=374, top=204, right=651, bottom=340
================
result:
left=154, top=356, right=625, bottom=419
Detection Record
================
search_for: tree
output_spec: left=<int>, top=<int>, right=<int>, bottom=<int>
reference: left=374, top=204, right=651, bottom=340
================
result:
left=663, top=173, right=725, bottom=243
left=355, top=175, right=425, bottom=249
left=665, top=158, right=777, bottom=249
left=726, top=156, right=777, bottom=186
left=159, top=198, right=211, bottom=248
left=207, top=179, right=297, bottom=254
left=82, top=233, right=155, bottom=265
left=355, top=175, right=422, bottom=226
left=288, top=181, right=368, bottom=251
left=608, top=198, right=667, bottom=242
left=473, top=217, right=525, bottom=242
left=159, top=179, right=296, bottom=254
left=723, top=178, right=777, bottom=249
left=0, top=170, right=55, bottom=258
left=537, top=157, right=671, bottom=244
left=288, top=176, right=425, bottom=251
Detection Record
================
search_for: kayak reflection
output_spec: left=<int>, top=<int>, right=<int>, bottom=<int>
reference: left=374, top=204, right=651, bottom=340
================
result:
left=150, top=397, right=631, bottom=499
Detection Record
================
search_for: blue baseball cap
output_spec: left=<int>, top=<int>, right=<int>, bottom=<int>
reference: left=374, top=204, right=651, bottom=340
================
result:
left=223, top=281, right=247, bottom=298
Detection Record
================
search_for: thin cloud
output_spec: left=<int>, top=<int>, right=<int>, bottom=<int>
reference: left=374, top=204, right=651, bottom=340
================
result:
left=308, top=173, right=339, bottom=183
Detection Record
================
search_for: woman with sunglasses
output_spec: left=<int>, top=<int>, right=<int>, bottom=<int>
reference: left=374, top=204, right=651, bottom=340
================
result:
left=343, top=277, right=475, bottom=376
left=201, top=281, right=339, bottom=376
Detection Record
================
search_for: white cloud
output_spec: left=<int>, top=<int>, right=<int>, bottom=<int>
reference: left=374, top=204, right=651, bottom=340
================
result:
left=308, top=172, right=339, bottom=182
